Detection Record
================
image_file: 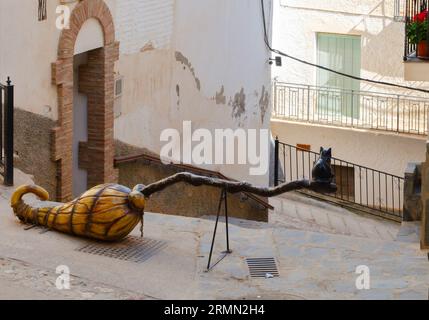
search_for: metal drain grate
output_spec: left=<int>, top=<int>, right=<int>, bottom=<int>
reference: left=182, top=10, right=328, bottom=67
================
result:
left=76, top=236, right=167, bottom=263
left=246, top=258, right=279, bottom=278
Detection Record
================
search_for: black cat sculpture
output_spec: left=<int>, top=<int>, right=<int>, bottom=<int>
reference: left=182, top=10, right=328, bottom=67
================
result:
left=312, top=147, right=334, bottom=184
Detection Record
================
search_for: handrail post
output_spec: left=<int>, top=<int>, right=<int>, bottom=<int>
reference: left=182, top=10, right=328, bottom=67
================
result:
left=274, top=136, right=279, bottom=187
left=273, top=80, right=277, bottom=116
left=307, top=85, right=311, bottom=121
left=397, top=95, right=400, bottom=133
left=351, top=90, right=354, bottom=127
left=4, top=77, right=14, bottom=186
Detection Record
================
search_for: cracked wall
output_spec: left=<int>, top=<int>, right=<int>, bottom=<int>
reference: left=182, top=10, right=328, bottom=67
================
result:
left=116, top=0, right=273, bottom=185
left=0, top=0, right=273, bottom=190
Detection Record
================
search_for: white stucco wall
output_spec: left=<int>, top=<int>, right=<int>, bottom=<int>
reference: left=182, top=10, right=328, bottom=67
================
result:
left=271, top=119, right=426, bottom=178
left=271, top=0, right=429, bottom=180
left=0, top=0, right=116, bottom=120
left=74, top=18, right=104, bottom=55
left=114, top=0, right=274, bottom=185
left=0, top=0, right=61, bottom=120
left=272, top=0, right=429, bottom=94
left=115, top=0, right=175, bottom=54
left=0, top=0, right=273, bottom=185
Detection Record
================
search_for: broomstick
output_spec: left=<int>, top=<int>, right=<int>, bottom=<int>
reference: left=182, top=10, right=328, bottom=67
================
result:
left=11, top=152, right=336, bottom=242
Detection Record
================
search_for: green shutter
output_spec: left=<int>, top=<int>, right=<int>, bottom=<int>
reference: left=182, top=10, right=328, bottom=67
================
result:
left=316, top=33, right=361, bottom=118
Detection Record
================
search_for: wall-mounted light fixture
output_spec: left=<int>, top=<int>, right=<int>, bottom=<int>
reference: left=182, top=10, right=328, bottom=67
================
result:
left=269, top=56, right=282, bottom=67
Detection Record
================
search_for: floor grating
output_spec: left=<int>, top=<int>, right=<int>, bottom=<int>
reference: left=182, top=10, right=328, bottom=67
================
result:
left=246, top=257, right=280, bottom=278
left=76, top=236, right=167, bottom=263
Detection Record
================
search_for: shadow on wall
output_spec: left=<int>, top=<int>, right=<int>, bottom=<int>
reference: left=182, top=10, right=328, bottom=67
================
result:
left=356, top=21, right=405, bottom=79
left=349, top=0, right=429, bottom=92
left=348, top=0, right=403, bottom=79
left=114, top=140, right=270, bottom=222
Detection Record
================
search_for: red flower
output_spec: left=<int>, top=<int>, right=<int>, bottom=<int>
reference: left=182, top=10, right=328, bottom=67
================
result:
left=414, top=10, right=428, bottom=23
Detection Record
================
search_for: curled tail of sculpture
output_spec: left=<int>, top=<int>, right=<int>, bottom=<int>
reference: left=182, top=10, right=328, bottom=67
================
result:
left=11, top=185, right=50, bottom=223
left=11, top=185, right=50, bottom=208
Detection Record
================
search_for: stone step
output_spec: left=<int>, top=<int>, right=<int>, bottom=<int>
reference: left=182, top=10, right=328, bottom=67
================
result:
left=270, top=192, right=401, bottom=242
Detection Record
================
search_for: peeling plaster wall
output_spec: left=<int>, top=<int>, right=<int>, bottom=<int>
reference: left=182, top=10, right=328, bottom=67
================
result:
left=0, top=0, right=273, bottom=187
left=273, top=0, right=429, bottom=94
left=169, top=0, right=273, bottom=185
left=114, top=0, right=274, bottom=185
left=113, top=0, right=176, bottom=173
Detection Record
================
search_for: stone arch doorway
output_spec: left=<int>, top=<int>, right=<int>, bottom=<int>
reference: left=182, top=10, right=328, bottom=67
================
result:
left=51, top=0, right=119, bottom=201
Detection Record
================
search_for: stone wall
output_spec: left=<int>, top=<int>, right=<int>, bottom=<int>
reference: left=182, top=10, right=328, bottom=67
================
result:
left=115, top=141, right=269, bottom=222
left=14, top=108, right=57, bottom=199
left=419, top=143, right=429, bottom=249
left=403, top=162, right=422, bottom=222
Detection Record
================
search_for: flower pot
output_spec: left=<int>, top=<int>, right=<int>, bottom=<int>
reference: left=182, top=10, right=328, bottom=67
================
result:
left=418, top=40, right=429, bottom=59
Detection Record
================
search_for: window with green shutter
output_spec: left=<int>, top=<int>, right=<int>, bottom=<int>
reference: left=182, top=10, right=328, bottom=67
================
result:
left=316, top=33, right=361, bottom=118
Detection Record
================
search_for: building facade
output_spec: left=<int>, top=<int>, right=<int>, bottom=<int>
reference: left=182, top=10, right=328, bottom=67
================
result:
left=271, top=0, right=429, bottom=247
left=0, top=0, right=274, bottom=209
left=271, top=0, right=429, bottom=179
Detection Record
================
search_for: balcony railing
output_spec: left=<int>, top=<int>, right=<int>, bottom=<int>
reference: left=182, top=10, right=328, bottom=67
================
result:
left=274, top=139, right=404, bottom=221
left=272, top=82, right=429, bottom=136
left=395, top=0, right=406, bottom=21
left=404, top=0, right=429, bottom=60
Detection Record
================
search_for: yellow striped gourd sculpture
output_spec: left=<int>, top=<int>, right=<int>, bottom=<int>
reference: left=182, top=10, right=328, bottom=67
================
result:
left=11, top=184, right=146, bottom=241
left=10, top=156, right=337, bottom=242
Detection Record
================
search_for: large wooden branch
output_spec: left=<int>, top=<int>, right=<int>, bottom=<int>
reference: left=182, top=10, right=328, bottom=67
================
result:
left=141, top=172, right=337, bottom=198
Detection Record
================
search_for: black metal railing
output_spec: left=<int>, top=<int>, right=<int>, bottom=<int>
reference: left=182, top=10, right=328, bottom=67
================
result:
left=272, top=82, right=429, bottom=136
left=0, top=77, right=14, bottom=186
left=274, top=138, right=404, bottom=221
left=404, top=0, right=429, bottom=60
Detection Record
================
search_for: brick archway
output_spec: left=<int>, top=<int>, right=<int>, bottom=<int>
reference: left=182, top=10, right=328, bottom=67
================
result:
left=51, top=0, right=119, bottom=201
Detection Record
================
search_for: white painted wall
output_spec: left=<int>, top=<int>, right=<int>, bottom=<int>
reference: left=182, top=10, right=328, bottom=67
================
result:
left=271, top=119, right=426, bottom=178
left=0, top=0, right=274, bottom=185
left=272, top=0, right=429, bottom=94
left=0, top=0, right=61, bottom=120
left=115, top=0, right=175, bottom=54
left=74, top=18, right=104, bottom=55
left=114, top=0, right=274, bottom=185
left=271, top=0, right=429, bottom=180
left=271, top=119, right=426, bottom=210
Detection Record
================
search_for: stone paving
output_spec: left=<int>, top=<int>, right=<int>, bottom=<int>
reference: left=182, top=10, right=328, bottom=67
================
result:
left=0, top=257, right=148, bottom=300
left=196, top=216, right=429, bottom=300
left=0, top=169, right=427, bottom=300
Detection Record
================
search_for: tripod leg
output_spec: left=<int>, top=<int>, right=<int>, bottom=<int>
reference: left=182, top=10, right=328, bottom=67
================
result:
left=224, top=190, right=232, bottom=253
left=207, top=189, right=224, bottom=270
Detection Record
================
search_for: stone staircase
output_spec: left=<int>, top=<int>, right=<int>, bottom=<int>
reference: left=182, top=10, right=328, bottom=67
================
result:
left=269, top=192, right=400, bottom=241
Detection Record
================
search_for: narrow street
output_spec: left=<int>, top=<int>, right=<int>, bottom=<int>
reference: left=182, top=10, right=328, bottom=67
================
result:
left=0, top=170, right=427, bottom=300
